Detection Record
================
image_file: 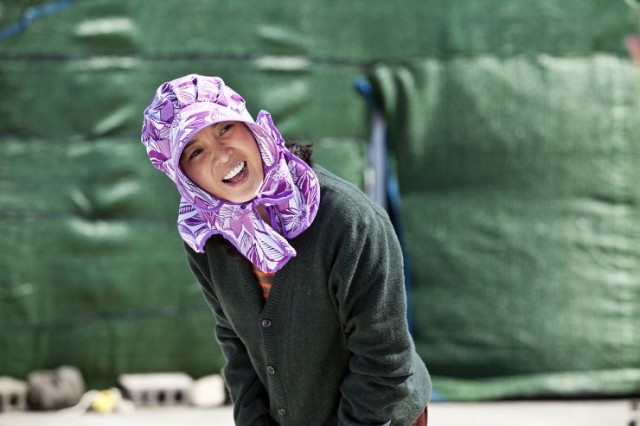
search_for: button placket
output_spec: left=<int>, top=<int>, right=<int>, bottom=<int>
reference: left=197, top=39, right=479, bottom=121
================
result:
left=261, top=310, right=285, bottom=419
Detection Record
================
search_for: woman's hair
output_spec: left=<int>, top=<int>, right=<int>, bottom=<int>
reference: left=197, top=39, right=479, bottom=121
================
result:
left=286, top=142, right=313, bottom=166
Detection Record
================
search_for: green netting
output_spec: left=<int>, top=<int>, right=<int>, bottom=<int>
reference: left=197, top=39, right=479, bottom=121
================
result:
left=0, top=134, right=363, bottom=388
left=0, top=138, right=221, bottom=387
left=369, top=56, right=640, bottom=400
left=1, top=0, right=635, bottom=58
left=0, top=59, right=367, bottom=141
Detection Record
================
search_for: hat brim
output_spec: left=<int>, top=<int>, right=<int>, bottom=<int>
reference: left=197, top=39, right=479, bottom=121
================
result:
left=170, top=102, right=256, bottom=166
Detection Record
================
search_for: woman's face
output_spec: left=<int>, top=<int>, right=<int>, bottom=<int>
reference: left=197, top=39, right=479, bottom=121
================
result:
left=179, top=122, right=264, bottom=203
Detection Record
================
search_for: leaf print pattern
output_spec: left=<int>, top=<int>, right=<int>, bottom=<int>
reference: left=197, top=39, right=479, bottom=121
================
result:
left=141, top=74, right=320, bottom=272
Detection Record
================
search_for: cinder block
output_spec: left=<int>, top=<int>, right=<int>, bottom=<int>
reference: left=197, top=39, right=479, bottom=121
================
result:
left=118, top=373, right=193, bottom=407
left=191, top=374, right=227, bottom=407
left=0, top=377, right=28, bottom=412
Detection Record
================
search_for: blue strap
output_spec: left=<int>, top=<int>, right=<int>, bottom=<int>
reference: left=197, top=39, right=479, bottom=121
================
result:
left=355, top=76, right=415, bottom=335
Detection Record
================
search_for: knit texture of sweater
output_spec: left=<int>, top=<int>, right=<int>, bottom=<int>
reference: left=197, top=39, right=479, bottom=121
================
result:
left=185, top=166, right=432, bottom=425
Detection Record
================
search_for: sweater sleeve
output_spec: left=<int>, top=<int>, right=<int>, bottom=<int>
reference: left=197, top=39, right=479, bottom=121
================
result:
left=331, top=209, right=416, bottom=426
left=185, top=249, right=275, bottom=426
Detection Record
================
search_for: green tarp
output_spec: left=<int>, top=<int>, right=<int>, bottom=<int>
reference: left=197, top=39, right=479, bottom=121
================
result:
left=1, top=0, right=638, bottom=398
left=369, top=55, right=640, bottom=399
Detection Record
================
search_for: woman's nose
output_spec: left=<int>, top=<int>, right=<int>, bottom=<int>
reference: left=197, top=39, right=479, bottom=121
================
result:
left=212, top=143, right=232, bottom=165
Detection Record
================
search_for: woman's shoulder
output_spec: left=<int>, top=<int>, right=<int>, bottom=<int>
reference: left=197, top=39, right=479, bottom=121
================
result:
left=313, top=165, right=390, bottom=227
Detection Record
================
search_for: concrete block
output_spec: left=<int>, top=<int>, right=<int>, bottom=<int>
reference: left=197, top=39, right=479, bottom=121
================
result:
left=191, top=374, right=227, bottom=407
left=118, top=373, right=193, bottom=407
left=0, top=377, right=28, bottom=412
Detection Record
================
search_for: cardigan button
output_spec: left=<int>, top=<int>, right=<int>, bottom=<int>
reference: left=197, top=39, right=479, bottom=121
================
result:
left=277, top=408, right=287, bottom=417
left=267, top=366, right=275, bottom=375
left=261, top=319, right=272, bottom=328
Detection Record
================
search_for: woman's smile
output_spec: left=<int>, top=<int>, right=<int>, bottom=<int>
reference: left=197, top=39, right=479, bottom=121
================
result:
left=222, top=161, right=247, bottom=184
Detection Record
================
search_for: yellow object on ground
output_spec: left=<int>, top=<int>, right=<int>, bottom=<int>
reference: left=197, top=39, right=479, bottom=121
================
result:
left=91, top=389, right=119, bottom=414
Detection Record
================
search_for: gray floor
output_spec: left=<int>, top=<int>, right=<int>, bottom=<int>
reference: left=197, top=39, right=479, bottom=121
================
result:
left=0, top=399, right=636, bottom=426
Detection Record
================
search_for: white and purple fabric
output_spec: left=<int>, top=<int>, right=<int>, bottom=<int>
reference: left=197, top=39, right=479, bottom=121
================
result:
left=141, top=74, right=320, bottom=273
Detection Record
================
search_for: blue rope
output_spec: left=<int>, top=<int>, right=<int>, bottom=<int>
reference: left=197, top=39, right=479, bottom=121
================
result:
left=0, top=0, right=83, bottom=41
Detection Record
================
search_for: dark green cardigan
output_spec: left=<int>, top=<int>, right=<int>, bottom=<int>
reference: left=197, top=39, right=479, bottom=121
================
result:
left=185, top=166, right=431, bottom=425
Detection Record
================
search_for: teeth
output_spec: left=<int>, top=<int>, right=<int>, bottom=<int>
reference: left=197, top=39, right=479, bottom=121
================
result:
left=223, top=162, right=244, bottom=181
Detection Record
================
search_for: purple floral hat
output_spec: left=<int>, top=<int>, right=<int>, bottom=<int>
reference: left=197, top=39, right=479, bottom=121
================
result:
left=141, top=74, right=320, bottom=272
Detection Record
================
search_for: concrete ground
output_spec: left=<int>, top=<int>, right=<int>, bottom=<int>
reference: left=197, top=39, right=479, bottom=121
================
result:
left=0, top=399, right=636, bottom=426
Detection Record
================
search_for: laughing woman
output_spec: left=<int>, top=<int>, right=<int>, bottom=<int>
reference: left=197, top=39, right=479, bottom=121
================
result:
left=140, top=74, right=431, bottom=425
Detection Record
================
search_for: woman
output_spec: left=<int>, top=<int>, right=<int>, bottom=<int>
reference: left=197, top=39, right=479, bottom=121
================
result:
left=141, top=74, right=431, bottom=425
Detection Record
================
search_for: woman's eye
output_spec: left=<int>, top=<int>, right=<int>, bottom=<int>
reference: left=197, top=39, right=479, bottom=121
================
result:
left=189, top=148, right=203, bottom=160
left=220, top=123, right=233, bottom=136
